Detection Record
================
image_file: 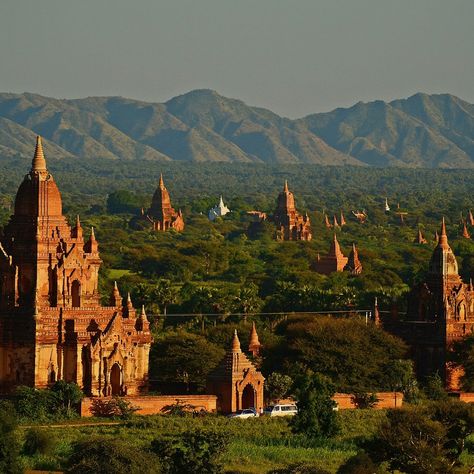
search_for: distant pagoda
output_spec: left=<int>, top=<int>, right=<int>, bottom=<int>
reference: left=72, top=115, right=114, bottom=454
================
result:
left=208, top=196, right=230, bottom=221
left=273, top=181, right=312, bottom=241
left=146, top=174, right=184, bottom=232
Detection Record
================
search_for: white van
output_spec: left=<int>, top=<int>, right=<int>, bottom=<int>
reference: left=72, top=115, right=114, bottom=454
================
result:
left=263, top=404, right=298, bottom=417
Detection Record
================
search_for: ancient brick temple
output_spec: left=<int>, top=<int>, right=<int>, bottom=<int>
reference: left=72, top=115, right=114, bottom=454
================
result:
left=207, top=330, right=264, bottom=414
left=385, top=219, right=474, bottom=390
left=314, top=234, right=348, bottom=275
left=273, top=181, right=312, bottom=241
left=146, top=174, right=184, bottom=232
left=0, top=137, right=152, bottom=396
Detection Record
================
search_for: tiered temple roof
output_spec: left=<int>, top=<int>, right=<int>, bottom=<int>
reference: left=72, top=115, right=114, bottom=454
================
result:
left=146, top=174, right=184, bottom=232
left=314, top=234, right=348, bottom=275
left=273, top=181, right=312, bottom=241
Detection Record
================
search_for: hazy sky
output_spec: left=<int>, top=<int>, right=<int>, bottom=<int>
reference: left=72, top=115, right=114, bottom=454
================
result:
left=1, top=0, right=473, bottom=117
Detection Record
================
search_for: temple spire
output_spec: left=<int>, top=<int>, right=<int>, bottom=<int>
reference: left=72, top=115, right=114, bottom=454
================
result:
left=439, top=217, right=449, bottom=248
left=140, top=305, right=148, bottom=322
left=31, top=136, right=47, bottom=173
left=159, top=173, right=165, bottom=189
left=283, top=180, right=289, bottom=193
left=232, top=330, right=241, bottom=353
left=248, top=322, right=262, bottom=357
left=324, top=214, right=332, bottom=228
left=72, top=215, right=83, bottom=240
left=340, top=211, right=346, bottom=226
left=110, top=281, right=122, bottom=307
left=462, top=221, right=470, bottom=239
left=330, top=233, right=341, bottom=256
left=415, top=228, right=427, bottom=244
left=85, top=227, right=99, bottom=254
left=374, top=297, right=381, bottom=326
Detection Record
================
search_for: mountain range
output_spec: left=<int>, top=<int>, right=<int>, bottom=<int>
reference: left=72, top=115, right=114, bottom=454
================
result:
left=0, top=90, right=473, bottom=168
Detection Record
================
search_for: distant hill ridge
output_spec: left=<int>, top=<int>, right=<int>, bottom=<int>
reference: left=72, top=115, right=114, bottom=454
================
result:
left=0, top=90, right=473, bottom=168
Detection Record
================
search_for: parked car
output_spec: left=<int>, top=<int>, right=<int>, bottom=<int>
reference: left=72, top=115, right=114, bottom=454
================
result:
left=227, top=408, right=259, bottom=418
left=263, top=404, right=298, bottom=417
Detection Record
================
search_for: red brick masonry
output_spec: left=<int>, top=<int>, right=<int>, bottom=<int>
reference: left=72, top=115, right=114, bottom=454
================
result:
left=333, top=392, right=404, bottom=409
left=80, top=395, right=218, bottom=417
left=80, top=392, right=403, bottom=417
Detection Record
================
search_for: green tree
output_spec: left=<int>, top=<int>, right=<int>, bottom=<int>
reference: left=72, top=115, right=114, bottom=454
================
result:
left=234, top=283, right=263, bottom=321
left=106, top=190, right=143, bottom=214
left=264, top=316, right=408, bottom=393
left=149, top=332, right=225, bottom=392
left=151, top=429, right=228, bottom=474
left=384, top=358, right=420, bottom=403
left=427, top=399, right=474, bottom=461
left=152, top=278, right=179, bottom=316
left=265, top=372, right=293, bottom=403
left=290, top=372, right=339, bottom=439
left=366, top=407, right=451, bottom=473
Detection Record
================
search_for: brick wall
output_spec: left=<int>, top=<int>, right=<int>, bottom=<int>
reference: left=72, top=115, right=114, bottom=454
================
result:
left=80, top=395, right=217, bottom=417
left=333, top=392, right=404, bottom=409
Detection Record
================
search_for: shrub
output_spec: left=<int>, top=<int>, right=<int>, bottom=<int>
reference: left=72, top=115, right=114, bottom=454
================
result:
left=50, top=380, right=84, bottom=416
left=23, top=428, right=55, bottom=455
left=151, top=429, right=228, bottom=474
left=14, top=385, right=55, bottom=420
left=351, top=393, right=379, bottom=409
left=90, top=396, right=139, bottom=419
left=336, top=452, right=379, bottom=474
left=0, top=401, right=21, bottom=474
left=14, top=382, right=83, bottom=421
left=267, top=464, right=331, bottom=474
left=160, top=400, right=196, bottom=416
left=422, top=373, right=448, bottom=401
left=66, top=437, right=157, bottom=474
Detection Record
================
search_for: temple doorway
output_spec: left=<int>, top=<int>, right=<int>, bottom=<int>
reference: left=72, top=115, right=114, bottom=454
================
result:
left=71, top=280, right=81, bottom=307
left=110, top=363, right=122, bottom=395
left=242, top=384, right=255, bottom=409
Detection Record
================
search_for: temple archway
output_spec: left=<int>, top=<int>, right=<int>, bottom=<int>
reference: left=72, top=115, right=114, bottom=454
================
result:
left=242, top=384, right=255, bottom=409
left=48, top=364, right=56, bottom=384
left=71, top=280, right=81, bottom=307
left=110, top=363, right=122, bottom=396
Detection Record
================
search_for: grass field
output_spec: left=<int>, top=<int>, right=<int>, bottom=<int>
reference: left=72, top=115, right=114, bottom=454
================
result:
left=107, top=268, right=134, bottom=280
left=18, top=411, right=384, bottom=473
left=18, top=410, right=474, bottom=473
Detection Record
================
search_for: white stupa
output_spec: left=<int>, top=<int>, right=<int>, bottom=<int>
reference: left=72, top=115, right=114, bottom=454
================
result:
left=208, top=196, right=231, bottom=221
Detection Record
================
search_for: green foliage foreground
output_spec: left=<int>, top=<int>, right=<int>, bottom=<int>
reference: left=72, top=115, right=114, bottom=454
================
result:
left=11, top=404, right=474, bottom=473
